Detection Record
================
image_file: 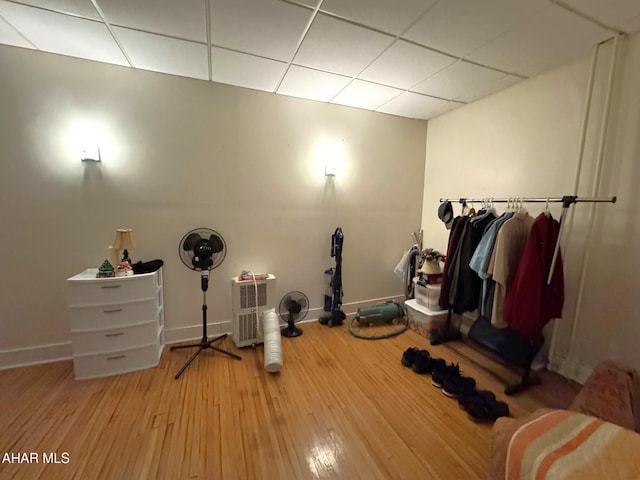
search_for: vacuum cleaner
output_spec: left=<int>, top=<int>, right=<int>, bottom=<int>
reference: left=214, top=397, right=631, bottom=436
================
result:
left=319, top=227, right=346, bottom=327
left=349, top=301, right=408, bottom=340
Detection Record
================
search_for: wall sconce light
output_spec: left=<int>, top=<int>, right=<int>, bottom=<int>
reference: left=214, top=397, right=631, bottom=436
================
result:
left=325, top=159, right=336, bottom=177
left=81, top=146, right=101, bottom=163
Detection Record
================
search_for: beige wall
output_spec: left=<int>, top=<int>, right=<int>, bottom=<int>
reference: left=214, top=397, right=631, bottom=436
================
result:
left=421, top=34, right=640, bottom=382
left=0, top=45, right=427, bottom=366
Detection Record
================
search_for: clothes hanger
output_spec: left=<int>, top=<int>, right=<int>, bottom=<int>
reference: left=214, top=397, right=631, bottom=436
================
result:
left=544, top=197, right=551, bottom=217
left=468, top=201, right=476, bottom=216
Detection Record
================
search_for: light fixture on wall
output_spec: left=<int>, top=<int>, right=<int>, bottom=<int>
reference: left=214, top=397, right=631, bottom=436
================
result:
left=112, top=228, right=135, bottom=264
left=325, top=159, right=336, bottom=177
left=81, top=146, right=101, bottom=163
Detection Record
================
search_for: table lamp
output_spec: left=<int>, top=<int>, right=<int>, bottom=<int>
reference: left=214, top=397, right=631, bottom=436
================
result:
left=112, top=228, right=135, bottom=264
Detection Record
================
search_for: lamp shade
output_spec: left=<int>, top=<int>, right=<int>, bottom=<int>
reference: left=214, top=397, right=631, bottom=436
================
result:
left=112, top=229, right=135, bottom=251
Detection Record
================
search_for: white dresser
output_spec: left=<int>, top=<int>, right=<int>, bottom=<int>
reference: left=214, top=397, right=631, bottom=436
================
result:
left=67, top=268, right=165, bottom=380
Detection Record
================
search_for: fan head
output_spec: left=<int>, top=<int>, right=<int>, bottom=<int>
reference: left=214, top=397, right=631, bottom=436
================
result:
left=278, top=291, right=309, bottom=323
left=179, top=228, right=226, bottom=271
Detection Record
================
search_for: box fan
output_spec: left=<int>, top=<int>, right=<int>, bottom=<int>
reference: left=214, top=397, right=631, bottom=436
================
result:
left=231, top=274, right=276, bottom=347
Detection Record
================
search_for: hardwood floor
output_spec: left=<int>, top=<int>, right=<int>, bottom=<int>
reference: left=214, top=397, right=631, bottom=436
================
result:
left=0, top=322, right=580, bottom=480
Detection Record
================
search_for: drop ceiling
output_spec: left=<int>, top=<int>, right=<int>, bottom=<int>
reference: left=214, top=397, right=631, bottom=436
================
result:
left=1, top=0, right=639, bottom=120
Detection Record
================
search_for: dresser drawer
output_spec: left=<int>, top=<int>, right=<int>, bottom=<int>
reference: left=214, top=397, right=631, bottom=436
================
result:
left=69, top=299, right=157, bottom=331
left=73, top=342, right=161, bottom=380
left=70, top=321, right=158, bottom=355
left=68, top=274, right=156, bottom=306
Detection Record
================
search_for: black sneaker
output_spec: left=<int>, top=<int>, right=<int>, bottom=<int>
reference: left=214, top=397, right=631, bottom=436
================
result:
left=442, top=373, right=476, bottom=398
left=431, top=362, right=459, bottom=388
left=429, top=358, right=446, bottom=376
left=467, top=399, right=509, bottom=422
left=411, top=350, right=432, bottom=374
left=457, top=390, right=496, bottom=410
left=401, top=347, right=419, bottom=368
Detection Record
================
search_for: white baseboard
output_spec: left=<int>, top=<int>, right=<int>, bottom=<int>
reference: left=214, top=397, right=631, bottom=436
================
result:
left=164, top=320, right=233, bottom=344
left=0, top=342, right=72, bottom=371
left=549, top=353, right=593, bottom=384
left=0, top=295, right=408, bottom=368
left=165, top=294, right=406, bottom=344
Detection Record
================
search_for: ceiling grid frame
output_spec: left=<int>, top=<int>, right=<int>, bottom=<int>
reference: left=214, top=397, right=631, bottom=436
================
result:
left=0, top=0, right=638, bottom=119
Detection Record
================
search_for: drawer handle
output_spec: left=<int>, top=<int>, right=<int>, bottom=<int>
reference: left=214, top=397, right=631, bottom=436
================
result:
left=101, top=285, right=121, bottom=289
left=106, top=355, right=126, bottom=361
left=105, top=332, right=125, bottom=338
left=103, top=308, right=123, bottom=314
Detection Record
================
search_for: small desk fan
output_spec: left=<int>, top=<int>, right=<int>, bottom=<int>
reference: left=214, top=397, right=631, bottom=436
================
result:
left=170, top=228, right=241, bottom=379
left=278, top=291, right=309, bottom=338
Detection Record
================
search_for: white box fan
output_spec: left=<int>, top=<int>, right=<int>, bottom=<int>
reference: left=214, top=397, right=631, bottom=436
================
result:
left=231, top=274, right=276, bottom=347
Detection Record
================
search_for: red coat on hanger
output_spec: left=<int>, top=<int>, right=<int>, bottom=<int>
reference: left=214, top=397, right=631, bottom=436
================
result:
left=503, top=213, right=564, bottom=340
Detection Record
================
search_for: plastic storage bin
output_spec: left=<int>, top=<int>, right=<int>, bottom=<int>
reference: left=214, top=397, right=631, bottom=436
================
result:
left=413, top=278, right=441, bottom=310
left=405, top=299, right=448, bottom=340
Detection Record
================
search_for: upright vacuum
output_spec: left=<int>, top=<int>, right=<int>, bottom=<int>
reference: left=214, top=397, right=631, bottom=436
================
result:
left=319, top=227, right=346, bottom=327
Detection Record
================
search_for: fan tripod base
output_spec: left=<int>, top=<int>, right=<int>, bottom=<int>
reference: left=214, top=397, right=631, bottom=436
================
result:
left=281, top=325, right=303, bottom=337
left=170, top=333, right=241, bottom=379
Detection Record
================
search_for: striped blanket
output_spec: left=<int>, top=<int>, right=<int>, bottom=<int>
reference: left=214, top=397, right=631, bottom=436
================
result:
left=506, top=409, right=640, bottom=479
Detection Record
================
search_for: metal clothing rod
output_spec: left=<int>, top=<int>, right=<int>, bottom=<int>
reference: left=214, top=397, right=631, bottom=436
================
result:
left=438, top=195, right=617, bottom=205
left=438, top=195, right=617, bottom=285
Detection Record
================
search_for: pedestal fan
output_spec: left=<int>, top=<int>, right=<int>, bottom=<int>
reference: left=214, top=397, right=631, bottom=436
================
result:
left=278, top=291, right=309, bottom=337
left=170, top=228, right=241, bottom=379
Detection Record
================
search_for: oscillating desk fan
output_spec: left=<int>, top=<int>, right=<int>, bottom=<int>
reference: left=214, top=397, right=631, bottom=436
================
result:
left=170, top=228, right=241, bottom=379
left=278, top=291, right=309, bottom=337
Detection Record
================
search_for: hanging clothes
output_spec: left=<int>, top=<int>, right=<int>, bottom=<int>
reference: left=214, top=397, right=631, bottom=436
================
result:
left=469, top=212, right=513, bottom=318
left=503, top=213, right=564, bottom=340
left=451, top=210, right=496, bottom=313
left=487, top=210, right=534, bottom=328
left=438, top=216, right=467, bottom=310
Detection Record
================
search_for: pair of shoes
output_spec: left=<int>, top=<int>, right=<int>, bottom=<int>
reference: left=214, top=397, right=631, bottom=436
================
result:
left=431, top=362, right=477, bottom=398
left=442, top=372, right=476, bottom=398
left=411, top=350, right=432, bottom=374
left=401, top=347, right=432, bottom=374
left=431, top=362, right=464, bottom=389
left=466, top=398, right=510, bottom=422
left=401, top=347, right=419, bottom=368
left=431, top=361, right=454, bottom=388
left=457, top=390, right=496, bottom=410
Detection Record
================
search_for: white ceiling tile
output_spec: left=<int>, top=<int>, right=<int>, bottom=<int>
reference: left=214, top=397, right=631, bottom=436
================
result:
left=277, top=65, right=351, bottom=102
left=10, top=0, right=99, bottom=19
left=0, top=2, right=128, bottom=65
left=211, top=47, right=287, bottom=93
left=0, top=14, right=35, bottom=49
left=465, top=4, right=606, bottom=75
left=376, top=91, right=453, bottom=119
left=561, top=0, right=640, bottom=29
left=211, top=0, right=312, bottom=62
left=620, top=13, right=640, bottom=34
left=97, top=0, right=206, bottom=43
left=113, top=27, right=207, bottom=80
left=331, top=79, right=402, bottom=110
left=456, top=74, right=523, bottom=103
left=320, top=0, right=437, bottom=35
left=411, top=61, right=506, bottom=100
left=359, top=40, right=456, bottom=89
left=295, top=13, right=394, bottom=76
left=403, top=0, right=548, bottom=58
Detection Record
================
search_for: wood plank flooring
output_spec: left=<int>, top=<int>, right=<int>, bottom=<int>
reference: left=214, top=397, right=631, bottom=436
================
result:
left=0, top=321, right=580, bottom=480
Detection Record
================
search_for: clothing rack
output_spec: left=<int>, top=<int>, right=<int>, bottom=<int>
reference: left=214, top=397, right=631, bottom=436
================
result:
left=433, top=195, right=617, bottom=395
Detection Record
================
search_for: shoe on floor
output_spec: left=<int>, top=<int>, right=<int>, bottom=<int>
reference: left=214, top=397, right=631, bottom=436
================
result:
left=442, top=373, right=476, bottom=398
left=467, top=399, right=510, bottom=422
left=401, top=347, right=420, bottom=368
left=457, top=390, right=496, bottom=410
left=411, top=350, right=432, bottom=374
left=431, top=362, right=459, bottom=388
